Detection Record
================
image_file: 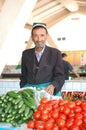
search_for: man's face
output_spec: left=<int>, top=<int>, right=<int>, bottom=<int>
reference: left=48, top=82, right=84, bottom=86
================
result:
left=32, top=27, right=48, bottom=48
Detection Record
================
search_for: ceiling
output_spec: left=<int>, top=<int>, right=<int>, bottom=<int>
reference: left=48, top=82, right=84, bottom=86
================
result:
left=0, top=0, right=5, bottom=11
left=25, top=0, right=86, bottom=30
left=0, top=0, right=86, bottom=69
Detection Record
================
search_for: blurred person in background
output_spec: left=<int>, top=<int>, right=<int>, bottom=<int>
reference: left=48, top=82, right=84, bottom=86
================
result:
left=20, top=23, right=65, bottom=96
left=62, top=53, right=80, bottom=80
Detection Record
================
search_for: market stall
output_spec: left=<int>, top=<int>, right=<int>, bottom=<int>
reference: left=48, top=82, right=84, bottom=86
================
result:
left=0, top=79, right=86, bottom=129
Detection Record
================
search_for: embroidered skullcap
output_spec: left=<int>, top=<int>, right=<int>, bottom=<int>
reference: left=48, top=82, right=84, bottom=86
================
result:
left=32, top=23, right=47, bottom=30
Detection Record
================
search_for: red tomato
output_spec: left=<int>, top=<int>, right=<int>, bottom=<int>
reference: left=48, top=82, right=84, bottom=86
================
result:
left=51, top=111, right=59, bottom=119
left=44, top=103, right=52, bottom=111
left=48, top=118, right=55, bottom=123
left=59, top=113, right=67, bottom=120
left=70, top=109, right=75, bottom=113
left=27, top=120, right=35, bottom=128
left=59, top=99, right=68, bottom=106
left=75, top=100, right=81, bottom=106
left=56, top=118, right=65, bottom=128
left=60, top=127, right=68, bottom=130
left=82, top=123, right=86, bottom=128
left=68, top=101, right=75, bottom=108
left=38, top=104, right=44, bottom=111
left=35, top=120, right=45, bottom=130
left=59, top=105, right=64, bottom=112
left=70, top=125, right=80, bottom=130
left=75, top=113, right=83, bottom=119
left=68, top=117, right=74, bottom=122
left=51, top=125, right=59, bottom=130
left=81, top=100, right=86, bottom=111
left=63, top=106, right=70, bottom=115
left=68, top=117, right=75, bottom=122
left=41, top=109, right=49, bottom=115
left=68, top=111, right=75, bottom=118
left=34, top=110, right=41, bottom=120
left=52, top=103, right=59, bottom=109
left=74, top=106, right=82, bottom=113
left=44, top=121, right=53, bottom=130
left=40, top=97, right=48, bottom=104
left=74, top=119, right=82, bottom=126
left=52, top=108, right=59, bottom=113
left=66, top=119, right=73, bottom=128
left=41, top=113, right=49, bottom=122
left=52, top=99, right=60, bottom=106
left=82, top=111, right=86, bottom=117
left=81, top=128, right=86, bottom=130
left=83, top=116, right=86, bottom=123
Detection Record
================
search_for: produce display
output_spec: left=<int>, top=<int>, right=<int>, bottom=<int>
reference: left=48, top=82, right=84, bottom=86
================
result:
left=0, top=87, right=86, bottom=129
left=62, top=91, right=86, bottom=101
left=0, top=88, right=37, bottom=127
left=27, top=98, right=86, bottom=130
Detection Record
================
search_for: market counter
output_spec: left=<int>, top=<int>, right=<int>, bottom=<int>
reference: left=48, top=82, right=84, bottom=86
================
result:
left=0, top=79, right=20, bottom=95
left=0, top=79, right=86, bottom=95
left=2, top=72, right=86, bottom=79
left=62, top=79, right=86, bottom=91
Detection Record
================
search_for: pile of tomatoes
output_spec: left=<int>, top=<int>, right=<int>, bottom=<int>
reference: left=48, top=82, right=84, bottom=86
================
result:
left=27, top=98, right=86, bottom=130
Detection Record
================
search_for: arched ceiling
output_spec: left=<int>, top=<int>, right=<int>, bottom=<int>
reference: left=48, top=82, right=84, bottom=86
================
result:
left=0, top=0, right=86, bottom=73
left=25, top=0, right=86, bottom=30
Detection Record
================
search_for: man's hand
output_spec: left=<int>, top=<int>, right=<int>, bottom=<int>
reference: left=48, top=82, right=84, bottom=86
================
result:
left=45, top=84, right=55, bottom=95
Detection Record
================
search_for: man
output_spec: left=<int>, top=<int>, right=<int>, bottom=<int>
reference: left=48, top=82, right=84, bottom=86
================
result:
left=62, top=53, right=80, bottom=80
left=20, top=23, right=65, bottom=95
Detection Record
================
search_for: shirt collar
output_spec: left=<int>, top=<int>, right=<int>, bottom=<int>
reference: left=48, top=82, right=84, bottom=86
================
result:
left=35, top=45, right=46, bottom=55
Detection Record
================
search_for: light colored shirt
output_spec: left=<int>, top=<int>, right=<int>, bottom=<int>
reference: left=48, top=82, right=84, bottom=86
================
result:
left=35, top=46, right=45, bottom=62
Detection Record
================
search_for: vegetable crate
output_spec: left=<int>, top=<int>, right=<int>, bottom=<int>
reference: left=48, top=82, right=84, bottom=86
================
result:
left=61, top=80, right=86, bottom=101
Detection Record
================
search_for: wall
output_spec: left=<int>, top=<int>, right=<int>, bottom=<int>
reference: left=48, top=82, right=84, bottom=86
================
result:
left=62, top=50, right=86, bottom=66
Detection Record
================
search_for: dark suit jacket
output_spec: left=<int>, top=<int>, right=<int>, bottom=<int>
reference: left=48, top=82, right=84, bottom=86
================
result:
left=20, top=46, right=65, bottom=95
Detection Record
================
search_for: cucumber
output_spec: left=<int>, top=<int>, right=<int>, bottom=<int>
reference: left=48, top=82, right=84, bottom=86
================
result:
left=24, top=89, right=34, bottom=97
left=8, top=106, right=13, bottom=114
left=19, top=104, right=25, bottom=113
left=12, top=99, right=16, bottom=104
left=28, top=109, right=34, bottom=117
left=23, top=98, right=31, bottom=107
left=18, top=100, right=24, bottom=108
left=21, top=90, right=30, bottom=98
left=12, top=110, right=17, bottom=115
left=7, top=114, right=13, bottom=118
left=24, top=106, right=30, bottom=117
left=15, top=97, right=22, bottom=105
left=7, top=91, right=21, bottom=99
left=15, top=115, right=21, bottom=119
left=0, top=107, right=3, bottom=114
left=1, top=113, right=6, bottom=117
left=1, top=117, right=6, bottom=122
left=1, top=94, right=6, bottom=100
left=5, top=102, right=11, bottom=113
left=8, top=97, right=13, bottom=101
left=0, top=100, right=2, bottom=104
left=24, top=109, right=33, bottom=120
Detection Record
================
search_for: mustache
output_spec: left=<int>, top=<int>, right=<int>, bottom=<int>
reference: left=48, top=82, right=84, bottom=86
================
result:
left=36, top=41, right=43, bottom=44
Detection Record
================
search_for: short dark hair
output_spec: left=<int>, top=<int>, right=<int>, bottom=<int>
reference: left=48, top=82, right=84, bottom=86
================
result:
left=31, top=23, right=48, bottom=35
left=62, top=53, right=67, bottom=58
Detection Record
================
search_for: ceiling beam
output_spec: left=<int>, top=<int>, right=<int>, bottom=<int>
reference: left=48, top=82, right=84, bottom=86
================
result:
left=32, top=1, right=60, bottom=17
left=60, top=0, right=79, bottom=12
left=42, top=10, right=72, bottom=28
left=24, top=23, right=32, bottom=30
left=47, top=34, right=58, bottom=48
left=31, top=4, right=63, bottom=22
left=0, top=0, right=5, bottom=11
